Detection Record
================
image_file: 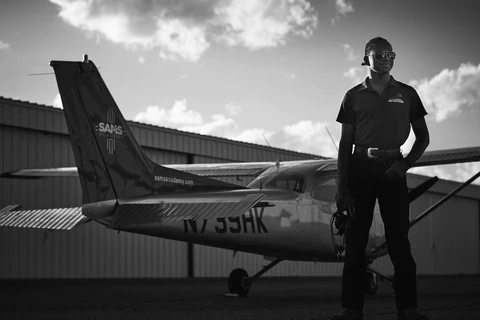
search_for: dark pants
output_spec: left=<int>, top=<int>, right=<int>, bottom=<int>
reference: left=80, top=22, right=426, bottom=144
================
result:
left=341, top=153, right=417, bottom=311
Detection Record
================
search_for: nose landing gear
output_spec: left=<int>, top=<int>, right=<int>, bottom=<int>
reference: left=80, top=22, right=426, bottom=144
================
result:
left=228, top=268, right=251, bottom=297
left=365, top=264, right=394, bottom=295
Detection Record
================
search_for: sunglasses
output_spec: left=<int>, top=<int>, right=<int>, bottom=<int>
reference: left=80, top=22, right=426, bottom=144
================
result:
left=369, top=51, right=396, bottom=61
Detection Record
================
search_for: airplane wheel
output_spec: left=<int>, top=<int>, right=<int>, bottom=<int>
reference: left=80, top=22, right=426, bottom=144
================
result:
left=228, top=268, right=251, bottom=297
left=365, top=272, right=378, bottom=295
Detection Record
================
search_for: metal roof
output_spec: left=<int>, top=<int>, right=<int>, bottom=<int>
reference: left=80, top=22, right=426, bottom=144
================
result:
left=0, top=96, right=321, bottom=158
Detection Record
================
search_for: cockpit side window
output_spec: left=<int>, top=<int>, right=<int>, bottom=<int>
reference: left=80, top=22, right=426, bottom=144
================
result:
left=265, top=173, right=305, bottom=193
left=311, top=173, right=338, bottom=202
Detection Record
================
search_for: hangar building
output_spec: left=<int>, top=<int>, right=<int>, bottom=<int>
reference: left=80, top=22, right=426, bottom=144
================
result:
left=1, top=96, right=479, bottom=279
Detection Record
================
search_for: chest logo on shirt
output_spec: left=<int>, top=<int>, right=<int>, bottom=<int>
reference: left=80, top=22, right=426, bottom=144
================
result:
left=388, top=93, right=404, bottom=104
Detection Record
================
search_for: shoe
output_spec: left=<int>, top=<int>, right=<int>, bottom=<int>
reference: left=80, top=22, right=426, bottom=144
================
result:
left=397, top=308, right=429, bottom=320
left=330, top=308, right=363, bottom=320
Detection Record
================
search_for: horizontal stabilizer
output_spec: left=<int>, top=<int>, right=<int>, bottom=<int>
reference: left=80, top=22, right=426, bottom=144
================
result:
left=0, top=206, right=87, bottom=230
left=0, top=167, right=79, bottom=179
left=109, top=193, right=266, bottom=228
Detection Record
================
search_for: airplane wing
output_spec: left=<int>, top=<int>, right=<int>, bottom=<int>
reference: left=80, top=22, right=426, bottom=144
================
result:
left=315, top=146, right=480, bottom=172
left=167, top=162, right=276, bottom=177
left=0, top=162, right=276, bottom=179
left=412, top=146, right=480, bottom=167
left=0, top=205, right=87, bottom=230
left=2, top=146, right=479, bottom=178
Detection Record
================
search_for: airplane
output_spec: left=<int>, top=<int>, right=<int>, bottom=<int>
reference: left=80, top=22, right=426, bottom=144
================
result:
left=1, top=56, right=479, bottom=297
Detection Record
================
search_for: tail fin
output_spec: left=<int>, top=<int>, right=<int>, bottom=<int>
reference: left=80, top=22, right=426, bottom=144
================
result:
left=50, top=58, right=239, bottom=205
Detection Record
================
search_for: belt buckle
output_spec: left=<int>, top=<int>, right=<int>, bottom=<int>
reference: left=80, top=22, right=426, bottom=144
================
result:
left=367, top=147, right=378, bottom=158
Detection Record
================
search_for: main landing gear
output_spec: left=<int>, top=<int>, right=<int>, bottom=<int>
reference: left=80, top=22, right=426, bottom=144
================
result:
left=227, top=258, right=283, bottom=297
left=226, top=258, right=392, bottom=297
left=365, top=270, right=378, bottom=295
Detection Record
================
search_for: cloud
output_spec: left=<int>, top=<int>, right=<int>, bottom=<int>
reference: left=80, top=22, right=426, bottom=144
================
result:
left=342, top=44, right=357, bottom=61
left=410, top=63, right=480, bottom=122
left=332, top=0, right=354, bottom=24
left=213, top=0, right=318, bottom=50
left=134, top=99, right=203, bottom=125
left=49, top=0, right=318, bottom=61
left=52, top=93, right=63, bottom=109
left=225, top=102, right=241, bottom=116
left=410, top=162, right=480, bottom=185
left=50, top=0, right=210, bottom=61
left=133, top=100, right=338, bottom=157
left=182, top=114, right=237, bottom=137
left=343, top=66, right=366, bottom=84
left=335, top=0, right=354, bottom=15
left=0, top=40, right=10, bottom=50
left=268, top=120, right=338, bottom=157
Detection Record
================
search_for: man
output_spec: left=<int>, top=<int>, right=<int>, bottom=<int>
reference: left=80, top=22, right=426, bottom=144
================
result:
left=332, top=37, right=430, bottom=320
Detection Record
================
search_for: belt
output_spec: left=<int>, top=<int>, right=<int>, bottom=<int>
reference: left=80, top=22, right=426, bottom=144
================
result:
left=354, top=146, right=401, bottom=158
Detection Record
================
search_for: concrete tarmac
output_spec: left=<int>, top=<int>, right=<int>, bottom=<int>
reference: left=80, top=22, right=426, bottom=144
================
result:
left=1, top=275, right=479, bottom=320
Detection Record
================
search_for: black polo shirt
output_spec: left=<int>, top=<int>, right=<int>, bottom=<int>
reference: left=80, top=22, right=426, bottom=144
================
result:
left=336, top=76, right=427, bottom=149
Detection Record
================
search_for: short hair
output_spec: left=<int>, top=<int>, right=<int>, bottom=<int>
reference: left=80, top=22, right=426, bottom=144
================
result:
left=364, top=37, right=392, bottom=56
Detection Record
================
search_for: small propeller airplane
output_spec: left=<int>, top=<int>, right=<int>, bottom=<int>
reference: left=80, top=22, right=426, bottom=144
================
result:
left=1, top=56, right=479, bottom=297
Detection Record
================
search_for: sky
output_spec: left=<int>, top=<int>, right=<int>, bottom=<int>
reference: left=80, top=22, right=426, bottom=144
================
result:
left=0, top=0, right=479, bottom=184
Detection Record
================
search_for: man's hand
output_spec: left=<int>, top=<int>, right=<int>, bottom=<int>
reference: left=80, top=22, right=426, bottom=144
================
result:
left=336, top=187, right=353, bottom=212
left=385, top=159, right=410, bottom=180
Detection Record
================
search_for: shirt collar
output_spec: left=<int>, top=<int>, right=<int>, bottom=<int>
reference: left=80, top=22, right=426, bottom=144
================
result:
left=358, top=76, right=400, bottom=91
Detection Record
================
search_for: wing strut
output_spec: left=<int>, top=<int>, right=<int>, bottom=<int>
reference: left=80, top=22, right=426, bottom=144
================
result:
left=370, top=170, right=480, bottom=257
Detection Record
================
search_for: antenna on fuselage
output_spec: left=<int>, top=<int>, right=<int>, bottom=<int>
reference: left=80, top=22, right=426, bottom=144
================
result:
left=262, top=132, right=270, bottom=147
left=325, top=127, right=339, bottom=152
left=262, top=132, right=280, bottom=171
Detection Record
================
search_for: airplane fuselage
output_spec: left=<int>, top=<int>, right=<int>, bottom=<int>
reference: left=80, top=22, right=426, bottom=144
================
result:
left=100, top=187, right=387, bottom=262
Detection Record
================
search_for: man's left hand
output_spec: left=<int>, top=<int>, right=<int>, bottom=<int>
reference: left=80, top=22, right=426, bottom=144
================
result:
left=385, top=159, right=410, bottom=180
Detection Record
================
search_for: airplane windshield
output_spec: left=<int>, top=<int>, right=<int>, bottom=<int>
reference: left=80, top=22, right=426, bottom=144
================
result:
left=311, top=173, right=338, bottom=202
left=265, top=173, right=305, bottom=193
left=248, top=172, right=305, bottom=193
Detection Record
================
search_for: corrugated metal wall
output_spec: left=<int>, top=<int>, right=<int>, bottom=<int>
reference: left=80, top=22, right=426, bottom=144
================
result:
left=372, top=175, right=480, bottom=276
left=1, top=98, right=479, bottom=279
left=0, top=223, right=187, bottom=278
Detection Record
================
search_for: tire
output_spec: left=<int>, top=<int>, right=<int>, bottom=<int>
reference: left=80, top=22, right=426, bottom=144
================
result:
left=228, top=268, right=250, bottom=297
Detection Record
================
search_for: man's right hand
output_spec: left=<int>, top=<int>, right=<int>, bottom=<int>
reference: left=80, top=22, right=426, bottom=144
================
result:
left=336, top=187, right=353, bottom=212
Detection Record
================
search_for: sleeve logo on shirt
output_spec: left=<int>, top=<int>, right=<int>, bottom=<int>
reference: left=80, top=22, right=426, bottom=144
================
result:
left=388, top=93, right=404, bottom=104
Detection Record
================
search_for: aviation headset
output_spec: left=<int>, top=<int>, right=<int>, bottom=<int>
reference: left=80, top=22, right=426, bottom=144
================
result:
left=361, top=56, right=370, bottom=66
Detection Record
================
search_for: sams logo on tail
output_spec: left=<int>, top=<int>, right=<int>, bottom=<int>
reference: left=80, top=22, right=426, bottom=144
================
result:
left=94, top=108, right=125, bottom=154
